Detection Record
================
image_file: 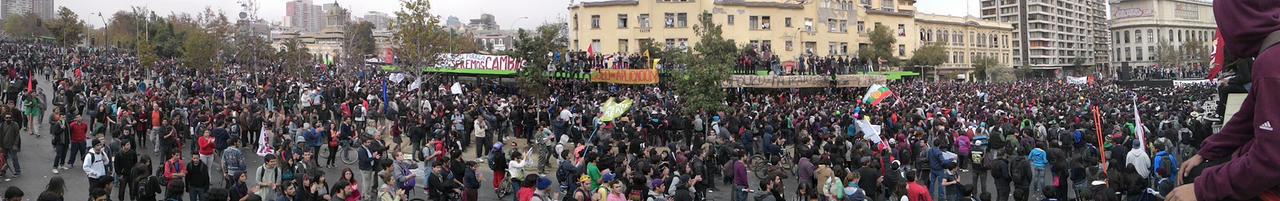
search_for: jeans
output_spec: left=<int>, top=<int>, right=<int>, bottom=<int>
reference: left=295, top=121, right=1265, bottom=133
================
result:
left=733, top=184, right=748, bottom=201
left=930, top=171, right=946, bottom=201
left=53, top=144, right=68, bottom=168
left=1, top=148, right=18, bottom=175
left=996, top=185, right=1011, bottom=201
left=1032, top=167, right=1047, bottom=199
left=363, top=170, right=376, bottom=201
left=189, top=187, right=207, bottom=201
left=118, top=174, right=134, bottom=201
left=66, top=142, right=86, bottom=166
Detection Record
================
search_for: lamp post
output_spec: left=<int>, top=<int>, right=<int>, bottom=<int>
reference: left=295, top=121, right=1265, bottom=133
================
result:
left=96, top=12, right=108, bottom=47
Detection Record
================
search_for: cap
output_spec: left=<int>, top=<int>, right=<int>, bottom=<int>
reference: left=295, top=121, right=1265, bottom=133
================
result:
left=601, top=173, right=616, bottom=183
left=537, top=177, right=552, bottom=190
left=651, top=179, right=664, bottom=190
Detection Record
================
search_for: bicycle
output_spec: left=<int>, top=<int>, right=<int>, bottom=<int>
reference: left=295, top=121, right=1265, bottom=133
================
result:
left=495, top=176, right=516, bottom=199
left=751, top=151, right=794, bottom=179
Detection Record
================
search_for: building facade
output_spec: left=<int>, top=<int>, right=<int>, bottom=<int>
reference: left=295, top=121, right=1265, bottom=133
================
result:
left=980, top=0, right=1110, bottom=74
left=1108, top=0, right=1214, bottom=69
left=915, top=13, right=1014, bottom=79
left=361, top=11, right=391, bottom=30
left=2, top=0, right=53, bottom=20
left=569, top=0, right=1013, bottom=78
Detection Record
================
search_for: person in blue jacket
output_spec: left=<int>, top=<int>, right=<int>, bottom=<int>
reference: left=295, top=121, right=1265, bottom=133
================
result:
left=1028, top=143, right=1048, bottom=200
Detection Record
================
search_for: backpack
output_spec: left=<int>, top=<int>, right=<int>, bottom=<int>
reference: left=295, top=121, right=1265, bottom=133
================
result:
left=399, top=163, right=415, bottom=189
left=1010, top=159, right=1030, bottom=185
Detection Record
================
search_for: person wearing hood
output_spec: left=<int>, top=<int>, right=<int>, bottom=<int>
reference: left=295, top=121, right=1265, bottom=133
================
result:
left=1170, top=1, right=1280, bottom=201
left=1125, top=141, right=1151, bottom=179
left=645, top=179, right=668, bottom=201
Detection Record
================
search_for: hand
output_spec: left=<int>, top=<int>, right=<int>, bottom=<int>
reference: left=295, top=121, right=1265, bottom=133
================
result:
left=1178, top=154, right=1203, bottom=185
left=1165, top=184, right=1196, bottom=201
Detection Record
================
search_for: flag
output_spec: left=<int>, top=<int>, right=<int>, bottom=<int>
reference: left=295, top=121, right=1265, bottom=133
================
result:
left=599, top=98, right=633, bottom=122
left=862, top=84, right=893, bottom=105
left=1133, top=97, right=1147, bottom=153
left=855, top=117, right=882, bottom=143
left=644, top=49, right=650, bottom=58
left=381, top=81, right=389, bottom=113
left=652, top=58, right=661, bottom=69
left=587, top=45, right=594, bottom=59
left=1207, top=29, right=1225, bottom=79
left=256, top=126, right=274, bottom=156
left=25, top=77, right=32, bottom=93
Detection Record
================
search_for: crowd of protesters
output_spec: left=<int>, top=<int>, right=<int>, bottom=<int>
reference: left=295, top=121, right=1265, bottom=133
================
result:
left=12, top=2, right=1280, bottom=199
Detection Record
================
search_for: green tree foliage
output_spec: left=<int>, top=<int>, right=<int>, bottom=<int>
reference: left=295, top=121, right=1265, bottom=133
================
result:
left=389, top=0, right=451, bottom=74
left=972, top=56, right=1001, bottom=82
left=181, top=29, right=218, bottom=72
left=511, top=23, right=568, bottom=98
left=346, top=21, right=377, bottom=58
left=907, top=39, right=946, bottom=77
left=47, top=7, right=85, bottom=46
left=137, top=39, right=159, bottom=67
left=277, top=39, right=313, bottom=77
left=858, top=24, right=896, bottom=69
left=1181, top=40, right=1208, bottom=68
left=673, top=11, right=735, bottom=115
left=3, top=13, right=51, bottom=38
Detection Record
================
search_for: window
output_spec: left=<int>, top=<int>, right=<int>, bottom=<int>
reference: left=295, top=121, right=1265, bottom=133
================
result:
left=678, top=38, right=688, bottom=48
left=1135, top=30, right=1141, bottom=44
left=829, top=42, right=839, bottom=55
left=639, top=14, right=650, bottom=28
left=828, top=19, right=838, bottom=32
left=785, top=41, right=793, bottom=51
left=857, top=21, right=865, bottom=33
left=840, top=42, right=848, bottom=55
left=1124, top=30, right=1130, bottom=43
left=1135, top=48, right=1142, bottom=61
left=839, top=20, right=847, bottom=32
left=618, top=14, right=628, bottom=28
left=899, top=44, right=905, bottom=56
left=861, top=0, right=871, bottom=6
left=761, top=16, right=771, bottom=30
left=591, top=15, right=601, bottom=29
left=573, top=15, right=579, bottom=30
left=881, top=0, right=894, bottom=11
left=785, top=17, right=792, bottom=27
left=1148, top=46, right=1155, bottom=61
left=665, top=13, right=675, bottom=28
left=1146, top=29, right=1153, bottom=43
left=619, top=39, right=629, bottom=53
left=898, top=24, right=905, bottom=36
left=750, top=16, right=758, bottom=29
left=665, top=39, right=676, bottom=47
left=805, top=18, right=813, bottom=32
left=1168, top=30, right=1173, bottom=41
left=677, top=13, right=688, bottom=27
left=1125, top=47, right=1131, bottom=61
left=762, top=40, right=772, bottom=51
left=728, top=15, right=735, bottom=25
left=591, top=39, right=601, bottom=52
left=804, top=42, right=816, bottom=54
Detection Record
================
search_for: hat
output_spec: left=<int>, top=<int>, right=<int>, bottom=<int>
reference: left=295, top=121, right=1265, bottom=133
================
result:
left=601, top=173, right=616, bottom=183
left=536, top=177, right=552, bottom=190
left=651, top=179, right=664, bottom=190
left=296, top=137, right=306, bottom=143
left=578, top=174, right=592, bottom=183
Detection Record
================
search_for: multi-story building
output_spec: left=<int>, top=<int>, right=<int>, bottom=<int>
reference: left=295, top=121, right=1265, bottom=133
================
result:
left=1088, top=0, right=1111, bottom=75
left=1108, top=0, right=1214, bottom=70
left=980, top=0, right=1110, bottom=75
left=2, top=0, right=53, bottom=20
left=361, top=11, right=391, bottom=30
left=468, top=14, right=500, bottom=31
left=915, top=13, right=1014, bottom=79
left=285, top=0, right=323, bottom=32
left=569, top=0, right=1014, bottom=78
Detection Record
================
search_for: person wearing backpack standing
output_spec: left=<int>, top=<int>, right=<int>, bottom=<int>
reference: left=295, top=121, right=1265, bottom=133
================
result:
left=256, top=155, right=283, bottom=200
left=1010, top=149, right=1031, bottom=201
left=223, top=139, right=246, bottom=188
left=991, top=151, right=1011, bottom=201
left=83, top=140, right=110, bottom=190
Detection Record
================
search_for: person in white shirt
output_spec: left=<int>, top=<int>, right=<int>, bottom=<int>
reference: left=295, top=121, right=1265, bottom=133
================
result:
left=83, top=142, right=110, bottom=190
left=1126, top=141, right=1152, bottom=179
left=508, top=149, right=531, bottom=192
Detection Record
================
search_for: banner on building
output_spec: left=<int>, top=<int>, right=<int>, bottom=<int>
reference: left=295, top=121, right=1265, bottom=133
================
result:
left=589, top=69, right=659, bottom=84
left=722, top=75, right=886, bottom=88
left=433, top=53, right=526, bottom=71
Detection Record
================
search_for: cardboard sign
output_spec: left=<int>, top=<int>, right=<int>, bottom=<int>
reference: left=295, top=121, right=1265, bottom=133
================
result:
left=722, top=75, right=886, bottom=88
left=589, top=69, right=659, bottom=84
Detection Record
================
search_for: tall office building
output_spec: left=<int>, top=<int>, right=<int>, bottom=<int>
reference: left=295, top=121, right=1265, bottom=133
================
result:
left=362, top=11, right=390, bottom=30
left=2, top=0, right=54, bottom=19
left=981, top=0, right=1111, bottom=74
left=1108, top=0, right=1215, bottom=73
left=285, top=0, right=323, bottom=32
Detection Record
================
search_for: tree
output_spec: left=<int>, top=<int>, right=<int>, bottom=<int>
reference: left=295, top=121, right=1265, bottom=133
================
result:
left=987, top=60, right=1016, bottom=82
left=1181, top=40, right=1209, bottom=69
left=3, top=13, right=51, bottom=38
left=340, top=8, right=375, bottom=67
left=1155, top=41, right=1178, bottom=68
left=389, top=0, right=451, bottom=75
left=181, top=29, right=218, bottom=72
left=972, top=56, right=1000, bottom=81
left=858, top=24, right=897, bottom=70
left=907, top=39, right=946, bottom=79
left=511, top=23, right=568, bottom=98
left=137, top=39, right=159, bottom=67
left=277, top=38, right=313, bottom=76
left=47, top=7, right=85, bottom=46
left=673, top=11, right=735, bottom=115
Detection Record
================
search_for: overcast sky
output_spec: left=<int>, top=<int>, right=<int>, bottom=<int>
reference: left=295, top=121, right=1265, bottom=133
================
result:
left=68, top=0, right=978, bottom=30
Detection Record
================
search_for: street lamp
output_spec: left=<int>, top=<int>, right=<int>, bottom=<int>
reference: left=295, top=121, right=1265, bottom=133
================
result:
left=96, top=12, right=108, bottom=47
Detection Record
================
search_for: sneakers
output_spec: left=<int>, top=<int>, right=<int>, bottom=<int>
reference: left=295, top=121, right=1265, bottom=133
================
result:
left=52, top=169, right=58, bottom=174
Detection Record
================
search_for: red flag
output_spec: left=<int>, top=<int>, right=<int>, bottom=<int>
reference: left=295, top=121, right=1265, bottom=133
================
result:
left=74, top=69, right=81, bottom=78
left=587, top=45, right=594, bottom=59
left=1207, top=29, right=1226, bottom=79
left=26, top=77, right=32, bottom=93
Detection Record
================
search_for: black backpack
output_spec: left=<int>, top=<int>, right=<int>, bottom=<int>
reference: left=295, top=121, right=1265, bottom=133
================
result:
left=1010, top=158, right=1030, bottom=185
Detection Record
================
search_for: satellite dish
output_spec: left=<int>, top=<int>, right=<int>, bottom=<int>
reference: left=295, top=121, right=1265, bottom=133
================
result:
left=239, top=12, right=248, bottom=19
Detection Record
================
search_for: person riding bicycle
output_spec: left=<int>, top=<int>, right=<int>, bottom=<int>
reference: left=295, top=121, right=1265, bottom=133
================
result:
left=763, top=137, right=786, bottom=162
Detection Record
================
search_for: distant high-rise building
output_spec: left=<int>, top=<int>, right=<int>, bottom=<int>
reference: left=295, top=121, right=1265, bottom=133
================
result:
left=468, top=14, right=499, bottom=31
left=2, top=0, right=54, bottom=20
left=981, top=0, right=1111, bottom=74
left=446, top=16, right=464, bottom=30
left=362, top=11, right=390, bottom=30
left=285, top=0, right=323, bottom=32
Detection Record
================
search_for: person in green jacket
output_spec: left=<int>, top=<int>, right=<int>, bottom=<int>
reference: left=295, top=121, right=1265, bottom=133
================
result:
left=23, top=92, right=40, bottom=137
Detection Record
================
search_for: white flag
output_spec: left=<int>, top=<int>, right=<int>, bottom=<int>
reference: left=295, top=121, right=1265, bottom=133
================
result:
left=1133, top=98, right=1147, bottom=153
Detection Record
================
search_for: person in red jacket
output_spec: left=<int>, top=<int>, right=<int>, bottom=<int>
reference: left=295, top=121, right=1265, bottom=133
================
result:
left=163, top=151, right=187, bottom=184
left=906, top=173, right=933, bottom=201
left=65, top=115, right=88, bottom=168
left=197, top=130, right=216, bottom=169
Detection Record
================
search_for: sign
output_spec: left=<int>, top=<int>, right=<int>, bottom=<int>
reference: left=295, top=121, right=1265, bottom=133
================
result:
left=723, top=75, right=887, bottom=88
left=1066, top=76, right=1089, bottom=84
left=1113, top=8, right=1155, bottom=20
left=835, top=75, right=888, bottom=88
left=433, top=53, right=526, bottom=71
left=1173, top=79, right=1215, bottom=86
left=599, top=98, right=633, bottom=122
left=256, top=127, right=274, bottom=156
left=388, top=73, right=406, bottom=83
left=589, top=69, right=659, bottom=84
